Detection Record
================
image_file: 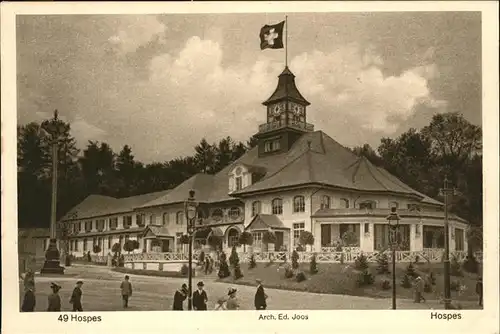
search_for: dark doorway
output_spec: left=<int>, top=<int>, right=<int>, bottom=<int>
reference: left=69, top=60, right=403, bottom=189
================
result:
left=275, top=231, right=284, bottom=250
left=321, top=224, right=331, bottom=246
left=161, top=239, right=170, bottom=252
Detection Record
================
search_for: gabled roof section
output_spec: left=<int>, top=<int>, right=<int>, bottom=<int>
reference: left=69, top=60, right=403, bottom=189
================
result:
left=140, top=173, right=215, bottom=208
left=262, top=66, right=310, bottom=106
left=142, top=225, right=173, bottom=238
left=61, top=190, right=172, bottom=221
left=245, top=214, right=289, bottom=231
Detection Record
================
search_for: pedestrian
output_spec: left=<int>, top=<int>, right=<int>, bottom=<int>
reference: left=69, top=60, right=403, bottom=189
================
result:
left=413, top=276, right=425, bottom=303
left=69, top=280, right=84, bottom=311
left=476, top=276, right=483, bottom=306
left=120, top=275, right=133, bottom=308
left=254, top=278, right=268, bottom=310
left=172, top=283, right=188, bottom=310
left=226, top=288, right=239, bottom=310
left=87, top=251, right=91, bottom=262
left=47, top=282, right=62, bottom=312
left=205, top=256, right=210, bottom=275
left=23, top=268, right=35, bottom=292
left=21, top=285, right=36, bottom=312
left=107, top=252, right=112, bottom=267
left=192, top=281, right=208, bottom=310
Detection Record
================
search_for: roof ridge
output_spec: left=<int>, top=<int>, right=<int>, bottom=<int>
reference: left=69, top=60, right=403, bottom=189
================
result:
left=362, top=157, right=390, bottom=191
left=257, top=149, right=311, bottom=182
left=350, top=157, right=363, bottom=184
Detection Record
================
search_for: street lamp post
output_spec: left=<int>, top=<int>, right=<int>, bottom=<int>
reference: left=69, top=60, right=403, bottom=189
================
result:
left=40, top=110, right=66, bottom=274
left=441, top=177, right=454, bottom=309
left=386, top=207, right=401, bottom=310
left=184, top=190, right=198, bottom=311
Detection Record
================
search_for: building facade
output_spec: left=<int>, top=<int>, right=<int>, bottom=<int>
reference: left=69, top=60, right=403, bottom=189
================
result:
left=61, top=66, right=469, bottom=261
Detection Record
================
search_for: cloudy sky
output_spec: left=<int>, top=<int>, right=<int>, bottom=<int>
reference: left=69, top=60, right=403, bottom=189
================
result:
left=17, top=12, right=481, bottom=163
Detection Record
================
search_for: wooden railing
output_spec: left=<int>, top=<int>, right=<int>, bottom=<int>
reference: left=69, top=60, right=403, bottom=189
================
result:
left=123, top=250, right=483, bottom=264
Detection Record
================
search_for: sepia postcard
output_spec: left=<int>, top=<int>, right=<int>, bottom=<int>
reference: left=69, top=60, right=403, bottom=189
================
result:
left=1, top=2, right=499, bottom=334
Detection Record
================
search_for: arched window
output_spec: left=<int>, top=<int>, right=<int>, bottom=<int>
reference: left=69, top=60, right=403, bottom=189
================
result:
left=272, top=198, right=283, bottom=215
left=389, top=201, right=399, bottom=209
left=293, top=196, right=305, bottom=213
left=211, top=208, right=223, bottom=221
left=162, top=212, right=169, bottom=225
left=227, top=228, right=240, bottom=247
left=320, top=195, right=331, bottom=209
left=251, top=201, right=261, bottom=217
left=340, top=198, right=350, bottom=209
left=176, top=211, right=184, bottom=225
left=359, top=200, right=376, bottom=210
left=229, top=207, right=241, bottom=220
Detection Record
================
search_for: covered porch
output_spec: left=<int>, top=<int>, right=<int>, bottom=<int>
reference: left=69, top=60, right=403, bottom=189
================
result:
left=142, top=225, right=174, bottom=252
left=313, top=209, right=468, bottom=253
left=246, top=214, right=290, bottom=252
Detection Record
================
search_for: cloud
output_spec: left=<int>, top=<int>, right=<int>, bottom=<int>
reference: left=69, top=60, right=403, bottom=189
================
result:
left=108, top=16, right=166, bottom=54
left=70, top=117, right=107, bottom=147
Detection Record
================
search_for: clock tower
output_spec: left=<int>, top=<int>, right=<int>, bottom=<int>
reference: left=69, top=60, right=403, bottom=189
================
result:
left=255, top=66, right=313, bottom=157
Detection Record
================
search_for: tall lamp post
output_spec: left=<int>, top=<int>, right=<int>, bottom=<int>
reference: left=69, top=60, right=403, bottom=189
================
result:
left=40, top=110, right=65, bottom=274
left=184, top=190, right=198, bottom=311
left=386, top=207, right=400, bottom=310
left=440, top=177, right=455, bottom=310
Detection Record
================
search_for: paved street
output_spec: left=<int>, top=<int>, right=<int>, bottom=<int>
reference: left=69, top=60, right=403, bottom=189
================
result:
left=22, top=264, right=474, bottom=311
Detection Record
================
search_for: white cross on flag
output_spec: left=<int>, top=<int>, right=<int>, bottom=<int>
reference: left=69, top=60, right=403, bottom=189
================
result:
left=259, top=21, right=285, bottom=50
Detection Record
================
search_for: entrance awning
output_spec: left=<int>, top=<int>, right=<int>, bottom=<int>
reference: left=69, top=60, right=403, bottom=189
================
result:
left=245, top=214, right=289, bottom=231
left=142, top=225, right=174, bottom=239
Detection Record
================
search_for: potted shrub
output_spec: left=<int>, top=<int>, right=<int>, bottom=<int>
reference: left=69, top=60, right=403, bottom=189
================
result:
left=123, top=239, right=136, bottom=254
left=299, top=231, right=315, bottom=252
left=262, top=231, right=276, bottom=252
left=238, top=231, right=253, bottom=252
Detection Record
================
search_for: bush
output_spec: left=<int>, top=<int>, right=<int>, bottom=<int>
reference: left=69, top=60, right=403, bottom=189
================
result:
left=284, top=264, right=294, bottom=279
left=111, top=243, right=121, bottom=254
left=381, top=279, right=391, bottom=290
left=450, top=256, right=463, bottom=277
left=354, top=253, right=369, bottom=271
left=414, top=255, right=421, bottom=264
left=309, top=253, right=318, bottom=274
left=207, top=235, right=223, bottom=250
left=296, top=271, right=307, bottom=282
left=356, top=270, right=375, bottom=287
left=248, top=254, right=257, bottom=270
left=229, top=246, right=239, bottom=268
left=93, top=244, right=101, bottom=254
left=238, top=232, right=253, bottom=252
left=217, top=252, right=230, bottom=279
left=179, top=264, right=195, bottom=277
left=233, top=264, right=244, bottom=280
left=401, top=274, right=412, bottom=288
left=262, top=231, right=276, bottom=245
left=405, top=262, right=418, bottom=278
left=376, top=253, right=390, bottom=275
left=299, top=231, right=315, bottom=251
left=450, top=280, right=461, bottom=292
left=463, top=256, right=479, bottom=274
left=123, top=239, right=137, bottom=253
left=291, top=250, right=299, bottom=270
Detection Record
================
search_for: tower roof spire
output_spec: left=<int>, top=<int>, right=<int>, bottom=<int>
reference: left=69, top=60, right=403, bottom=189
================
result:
left=262, top=66, right=310, bottom=106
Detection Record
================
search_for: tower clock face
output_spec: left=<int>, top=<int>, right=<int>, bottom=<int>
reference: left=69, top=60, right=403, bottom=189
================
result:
left=292, top=103, right=304, bottom=116
left=271, top=102, right=285, bottom=116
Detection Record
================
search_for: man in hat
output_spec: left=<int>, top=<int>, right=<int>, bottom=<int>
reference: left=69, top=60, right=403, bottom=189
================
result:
left=173, top=283, right=188, bottom=310
left=120, top=275, right=133, bottom=308
left=476, top=276, right=483, bottom=306
left=413, top=276, right=425, bottom=303
left=192, top=281, right=208, bottom=310
left=254, top=278, right=268, bottom=310
left=21, top=284, right=36, bottom=312
left=70, top=280, right=84, bottom=311
left=47, top=282, right=62, bottom=312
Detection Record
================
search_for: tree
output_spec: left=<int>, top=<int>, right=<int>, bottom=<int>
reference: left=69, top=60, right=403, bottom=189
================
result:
left=228, top=246, right=244, bottom=279
left=351, top=144, right=383, bottom=166
left=79, top=141, right=117, bottom=196
left=238, top=232, right=253, bottom=252
left=291, top=250, right=299, bottom=270
left=246, top=135, right=259, bottom=149
left=194, top=138, right=217, bottom=174
left=207, top=235, right=223, bottom=250
left=111, top=243, right=121, bottom=254
left=309, top=253, right=318, bottom=274
left=299, top=231, right=315, bottom=252
left=115, top=145, right=138, bottom=196
left=217, top=252, right=230, bottom=279
left=123, top=239, right=137, bottom=254
left=93, top=244, right=102, bottom=254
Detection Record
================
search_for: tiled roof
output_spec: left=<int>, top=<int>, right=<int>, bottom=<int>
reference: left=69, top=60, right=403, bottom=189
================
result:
left=246, top=214, right=288, bottom=231
left=61, top=189, right=172, bottom=221
left=262, top=67, right=310, bottom=106
left=140, top=173, right=215, bottom=208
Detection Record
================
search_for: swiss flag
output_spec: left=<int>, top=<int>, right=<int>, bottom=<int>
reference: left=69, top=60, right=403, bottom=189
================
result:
left=259, top=21, right=285, bottom=50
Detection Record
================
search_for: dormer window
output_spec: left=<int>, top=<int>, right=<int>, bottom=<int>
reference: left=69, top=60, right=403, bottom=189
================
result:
left=359, top=201, right=376, bottom=210
left=264, top=139, right=281, bottom=153
left=235, top=177, right=242, bottom=190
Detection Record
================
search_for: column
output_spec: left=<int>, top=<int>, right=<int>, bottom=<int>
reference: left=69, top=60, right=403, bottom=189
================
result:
left=314, top=222, right=321, bottom=252
left=146, top=239, right=152, bottom=252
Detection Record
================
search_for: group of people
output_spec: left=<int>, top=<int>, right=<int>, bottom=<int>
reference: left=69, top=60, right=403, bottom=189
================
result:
left=201, top=255, right=215, bottom=275
left=21, top=278, right=85, bottom=312
left=172, top=278, right=268, bottom=311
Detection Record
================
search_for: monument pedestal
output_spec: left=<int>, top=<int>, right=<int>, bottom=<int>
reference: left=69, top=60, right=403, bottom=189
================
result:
left=40, top=238, right=65, bottom=275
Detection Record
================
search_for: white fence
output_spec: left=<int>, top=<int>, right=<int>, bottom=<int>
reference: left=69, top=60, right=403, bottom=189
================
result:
left=123, top=249, right=483, bottom=264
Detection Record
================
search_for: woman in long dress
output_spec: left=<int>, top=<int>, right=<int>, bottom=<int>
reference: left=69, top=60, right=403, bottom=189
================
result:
left=225, top=288, right=239, bottom=310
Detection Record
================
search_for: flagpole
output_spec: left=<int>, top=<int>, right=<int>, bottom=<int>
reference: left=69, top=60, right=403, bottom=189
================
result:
left=285, top=15, right=288, bottom=67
